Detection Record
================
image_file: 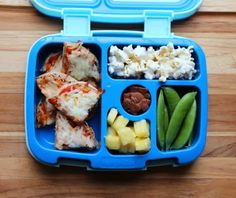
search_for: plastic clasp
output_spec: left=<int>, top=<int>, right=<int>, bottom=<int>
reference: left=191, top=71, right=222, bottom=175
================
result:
left=144, top=10, right=174, bottom=38
left=62, top=8, right=92, bottom=36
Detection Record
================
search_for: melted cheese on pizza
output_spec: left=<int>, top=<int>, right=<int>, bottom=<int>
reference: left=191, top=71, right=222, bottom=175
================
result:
left=48, top=82, right=102, bottom=122
left=55, top=112, right=98, bottom=150
left=37, top=72, right=78, bottom=98
left=63, top=42, right=100, bottom=82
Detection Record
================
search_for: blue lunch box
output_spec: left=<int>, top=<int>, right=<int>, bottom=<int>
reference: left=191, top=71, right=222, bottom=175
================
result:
left=25, top=0, right=208, bottom=170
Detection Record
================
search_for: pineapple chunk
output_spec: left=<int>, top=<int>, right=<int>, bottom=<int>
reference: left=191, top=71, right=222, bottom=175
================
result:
left=127, top=141, right=135, bottom=153
left=112, top=115, right=129, bottom=131
left=135, top=138, right=151, bottom=152
left=133, top=120, right=150, bottom=138
left=106, top=135, right=121, bottom=150
left=107, top=108, right=118, bottom=126
left=119, top=142, right=135, bottom=153
left=117, top=127, right=135, bottom=146
left=119, top=144, right=129, bottom=153
left=107, top=126, right=117, bottom=136
left=130, top=127, right=135, bottom=135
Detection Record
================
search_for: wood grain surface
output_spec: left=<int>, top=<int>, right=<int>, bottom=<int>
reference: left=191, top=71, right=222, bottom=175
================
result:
left=0, top=0, right=236, bottom=197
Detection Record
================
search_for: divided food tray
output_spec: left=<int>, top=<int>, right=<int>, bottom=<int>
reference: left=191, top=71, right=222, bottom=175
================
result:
left=25, top=35, right=208, bottom=170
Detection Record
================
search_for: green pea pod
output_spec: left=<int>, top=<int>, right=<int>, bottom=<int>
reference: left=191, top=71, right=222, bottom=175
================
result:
left=165, top=92, right=197, bottom=150
left=187, top=128, right=194, bottom=146
left=162, top=87, right=180, bottom=117
left=164, top=105, right=169, bottom=137
left=157, top=90, right=168, bottom=150
left=171, top=99, right=197, bottom=149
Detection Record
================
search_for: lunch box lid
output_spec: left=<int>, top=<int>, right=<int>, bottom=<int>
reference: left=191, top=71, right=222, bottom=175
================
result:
left=31, top=0, right=202, bottom=38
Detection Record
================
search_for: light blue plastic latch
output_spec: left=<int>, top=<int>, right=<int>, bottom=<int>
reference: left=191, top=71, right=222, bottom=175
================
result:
left=62, top=9, right=92, bottom=36
left=144, top=10, right=174, bottom=38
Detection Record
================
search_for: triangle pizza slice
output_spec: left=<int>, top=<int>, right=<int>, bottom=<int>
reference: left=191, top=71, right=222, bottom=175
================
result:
left=48, top=82, right=102, bottom=123
left=55, top=112, right=99, bottom=150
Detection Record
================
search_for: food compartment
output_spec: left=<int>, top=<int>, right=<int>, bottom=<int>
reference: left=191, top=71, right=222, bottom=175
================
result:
left=101, top=79, right=159, bottom=155
left=156, top=86, right=201, bottom=152
left=34, top=41, right=102, bottom=153
left=105, top=108, right=152, bottom=155
left=107, top=43, right=200, bottom=81
left=121, top=85, right=151, bottom=115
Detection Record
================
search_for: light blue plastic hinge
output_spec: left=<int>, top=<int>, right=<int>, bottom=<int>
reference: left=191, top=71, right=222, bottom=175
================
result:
left=62, top=9, right=92, bottom=36
left=144, top=10, right=174, bottom=38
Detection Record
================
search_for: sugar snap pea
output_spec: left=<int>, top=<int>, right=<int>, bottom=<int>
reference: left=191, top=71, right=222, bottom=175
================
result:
left=162, top=87, right=180, bottom=117
left=157, top=90, right=168, bottom=150
left=165, top=92, right=197, bottom=150
left=164, top=105, right=169, bottom=139
left=187, top=128, right=194, bottom=146
left=171, top=99, right=197, bottom=149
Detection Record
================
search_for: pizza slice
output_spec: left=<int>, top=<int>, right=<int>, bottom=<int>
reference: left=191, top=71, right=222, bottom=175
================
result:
left=63, top=42, right=100, bottom=82
left=37, top=72, right=78, bottom=98
left=36, top=97, right=56, bottom=128
left=48, top=82, right=102, bottom=123
left=41, top=52, right=64, bottom=73
left=55, top=112, right=99, bottom=150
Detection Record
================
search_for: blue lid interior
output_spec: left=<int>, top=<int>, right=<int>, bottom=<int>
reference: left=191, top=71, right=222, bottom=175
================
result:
left=31, top=0, right=202, bottom=23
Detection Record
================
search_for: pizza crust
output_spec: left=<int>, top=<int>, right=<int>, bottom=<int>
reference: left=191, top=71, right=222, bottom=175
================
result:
left=36, top=97, right=56, bottom=128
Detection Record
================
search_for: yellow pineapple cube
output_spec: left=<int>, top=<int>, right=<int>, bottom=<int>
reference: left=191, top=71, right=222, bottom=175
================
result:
left=117, top=127, right=135, bottom=146
left=112, top=115, right=129, bottom=131
left=135, top=138, right=151, bottom=152
left=119, top=144, right=129, bottom=153
left=130, top=127, right=135, bottom=135
left=127, top=141, right=135, bottom=153
left=107, top=126, right=117, bottom=136
left=106, top=135, right=121, bottom=150
left=107, top=108, right=118, bottom=126
left=133, top=120, right=150, bottom=138
left=119, top=142, right=135, bottom=153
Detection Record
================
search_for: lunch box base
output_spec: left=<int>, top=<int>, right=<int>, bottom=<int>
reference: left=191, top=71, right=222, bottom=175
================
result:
left=25, top=34, right=207, bottom=170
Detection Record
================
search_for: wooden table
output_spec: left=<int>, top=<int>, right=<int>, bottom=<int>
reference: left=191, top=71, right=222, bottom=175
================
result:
left=0, top=0, right=236, bottom=197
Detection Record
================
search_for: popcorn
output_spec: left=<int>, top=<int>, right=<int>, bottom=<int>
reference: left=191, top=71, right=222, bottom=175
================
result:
left=133, top=46, right=147, bottom=58
left=108, top=43, right=196, bottom=82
